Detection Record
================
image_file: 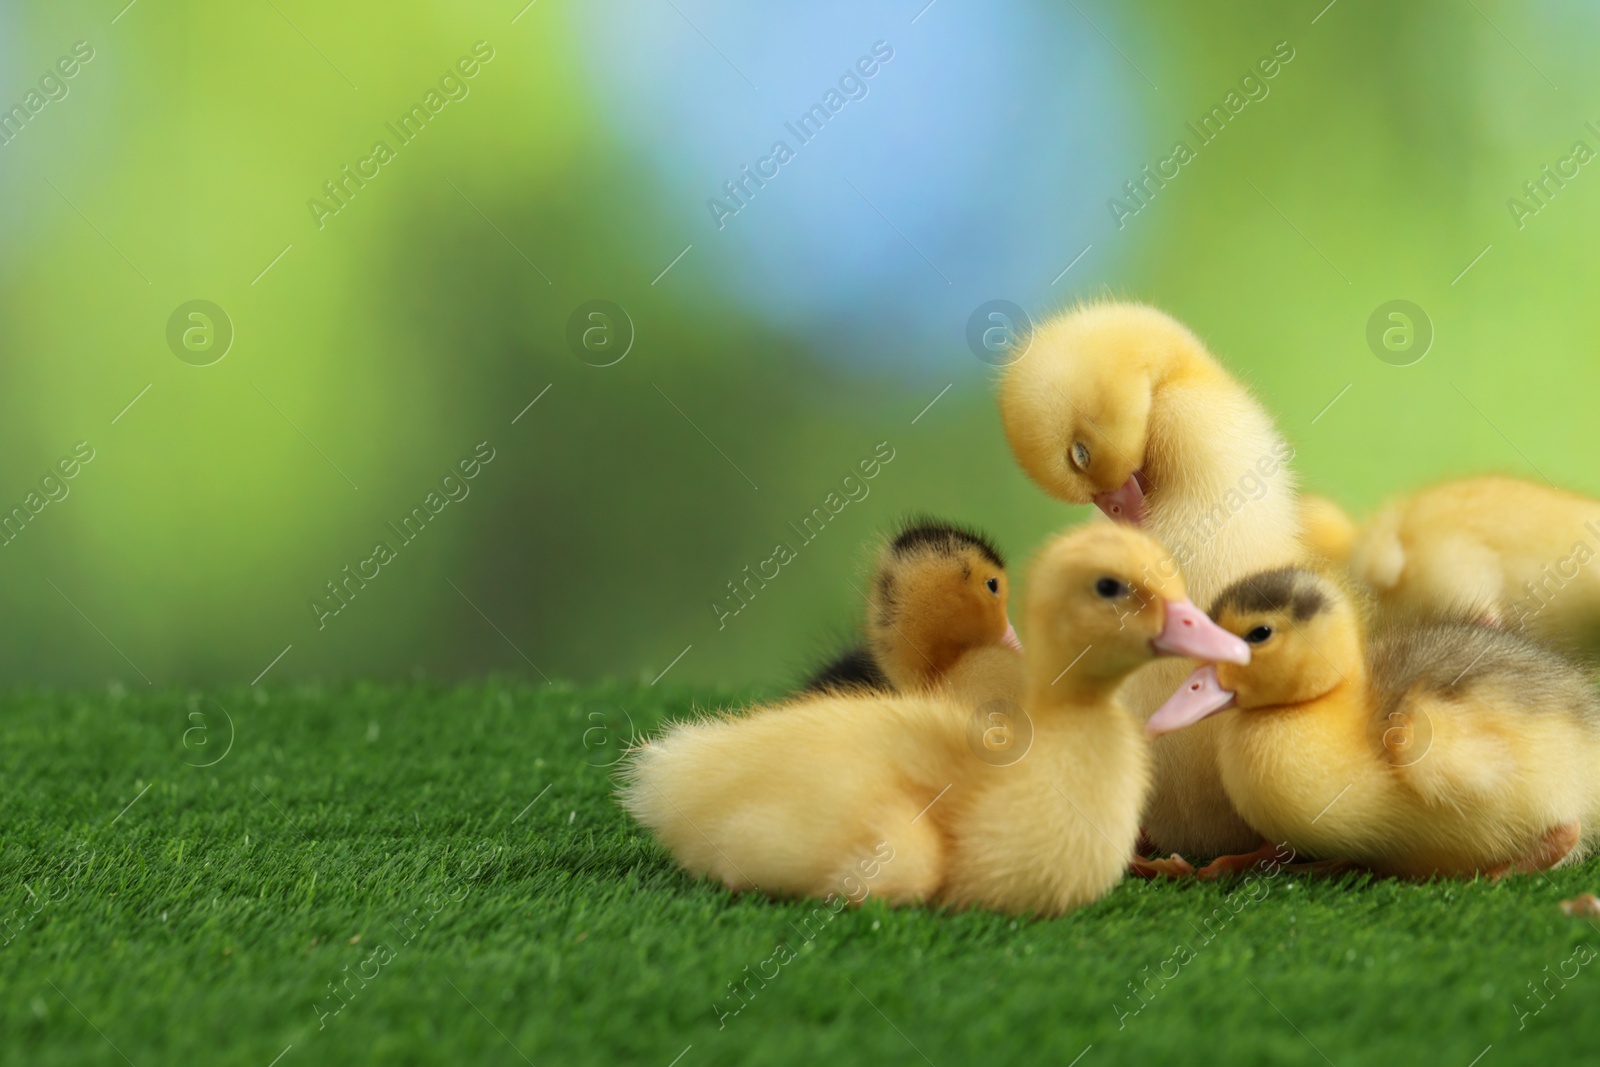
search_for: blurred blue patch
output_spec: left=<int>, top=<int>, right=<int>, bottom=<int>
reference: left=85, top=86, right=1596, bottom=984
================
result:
left=578, top=0, right=1145, bottom=374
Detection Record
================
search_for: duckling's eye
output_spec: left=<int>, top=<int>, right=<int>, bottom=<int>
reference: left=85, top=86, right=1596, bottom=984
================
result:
left=985, top=577, right=1000, bottom=595
left=1095, top=577, right=1128, bottom=599
left=1244, top=625, right=1274, bottom=644
left=1069, top=442, right=1091, bottom=471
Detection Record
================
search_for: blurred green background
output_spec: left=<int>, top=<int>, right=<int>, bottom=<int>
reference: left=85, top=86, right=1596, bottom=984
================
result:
left=1, top=0, right=1596, bottom=690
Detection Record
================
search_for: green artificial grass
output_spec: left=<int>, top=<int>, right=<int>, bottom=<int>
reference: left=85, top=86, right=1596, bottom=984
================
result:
left=2, top=681, right=1598, bottom=1066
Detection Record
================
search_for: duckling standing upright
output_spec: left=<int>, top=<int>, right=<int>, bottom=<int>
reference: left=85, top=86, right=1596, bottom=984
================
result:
left=1345, top=476, right=1600, bottom=651
left=620, top=524, right=1247, bottom=915
left=1000, top=301, right=1304, bottom=857
left=1148, top=566, right=1600, bottom=878
left=801, top=519, right=1022, bottom=705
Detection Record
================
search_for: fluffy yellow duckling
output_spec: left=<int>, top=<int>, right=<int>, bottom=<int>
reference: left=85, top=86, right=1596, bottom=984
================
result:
left=999, top=300, right=1303, bottom=857
left=1148, top=566, right=1600, bottom=878
left=1345, top=476, right=1600, bottom=650
left=801, top=519, right=1022, bottom=705
left=620, top=524, right=1248, bottom=914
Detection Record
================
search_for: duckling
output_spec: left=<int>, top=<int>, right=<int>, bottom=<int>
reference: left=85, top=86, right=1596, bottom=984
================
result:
left=619, top=524, right=1248, bottom=914
left=801, top=519, right=1022, bottom=705
left=1346, top=476, right=1600, bottom=651
left=1147, top=566, right=1600, bottom=879
left=999, top=300, right=1304, bottom=857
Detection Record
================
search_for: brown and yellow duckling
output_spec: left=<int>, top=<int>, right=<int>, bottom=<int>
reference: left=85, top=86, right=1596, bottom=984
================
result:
left=1149, top=565, right=1600, bottom=879
left=801, top=519, right=1023, bottom=706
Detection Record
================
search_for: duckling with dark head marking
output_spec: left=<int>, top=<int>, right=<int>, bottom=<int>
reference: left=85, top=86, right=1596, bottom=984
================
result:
left=1149, top=565, right=1600, bottom=879
left=801, top=518, right=1022, bottom=705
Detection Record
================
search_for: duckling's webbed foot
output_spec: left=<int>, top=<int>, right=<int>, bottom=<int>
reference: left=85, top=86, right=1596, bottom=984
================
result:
left=1195, top=842, right=1285, bottom=880
left=1192, top=841, right=1355, bottom=881
left=1521, top=821, right=1581, bottom=871
left=1128, top=853, right=1195, bottom=879
left=1488, top=822, right=1582, bottom=881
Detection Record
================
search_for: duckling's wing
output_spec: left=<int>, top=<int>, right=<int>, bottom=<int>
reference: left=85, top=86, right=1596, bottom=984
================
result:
left=1368, top=621, right=1600, bottom=807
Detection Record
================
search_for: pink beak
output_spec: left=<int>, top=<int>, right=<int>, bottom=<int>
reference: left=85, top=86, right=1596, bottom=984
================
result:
left=1093, top=473, right=1147, bottom=526
left=1150, top=598, right=1251, bottom=665
left=1146, top=664, right=1238, bottom=737
left=1001, top=619, right=1023, bottom=651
